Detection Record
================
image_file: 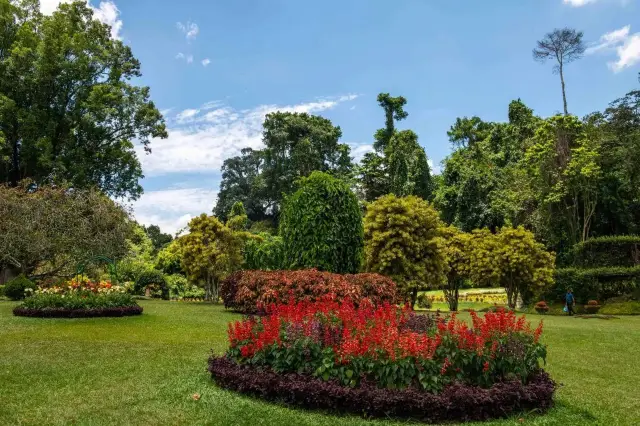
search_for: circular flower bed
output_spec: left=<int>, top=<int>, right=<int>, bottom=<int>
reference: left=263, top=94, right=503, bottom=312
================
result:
left=13, top=277, right=143, bottom=318
left=209, top=298, right=555, bottom=422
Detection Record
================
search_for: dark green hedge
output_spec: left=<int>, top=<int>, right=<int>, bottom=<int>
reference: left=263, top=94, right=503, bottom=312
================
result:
left=566, top=235, right=640, bottom=268
left=545, top=266, right=640, bottom=303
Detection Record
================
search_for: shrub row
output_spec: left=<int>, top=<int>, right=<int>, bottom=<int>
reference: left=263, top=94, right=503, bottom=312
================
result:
left=13, top=305, right=143, bottom=318
left=220, top=269, right=397, bottom=314
left=208, top=357, right=555, bottom=423
left=546, top=266, right=640, bottom=303
left=564, top=235, right=640, bottom=268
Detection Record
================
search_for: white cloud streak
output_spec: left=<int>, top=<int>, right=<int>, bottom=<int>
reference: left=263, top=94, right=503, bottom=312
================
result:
left=39, top=1, right=123, bottom=40
left=587, top=25, right=640, bottom=72
left=563, top=0, right=598, bottom=6
left=176, top=21, right=199, bottom=41
left=139, top=95, right=359, bottom=176
left=202, top=58, right=211, bottom=67
left=131, top=188, right=218, bottom=235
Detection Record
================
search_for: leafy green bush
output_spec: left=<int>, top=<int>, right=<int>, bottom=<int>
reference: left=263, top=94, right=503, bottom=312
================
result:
left=549, top=266, right=640, bottom=303
left=166, top=274, right=205, bottom=299
left=280, top=172, right=364, bottom=274
left=364, top=195, right=445, bottom=306
left=4, top=275, right=36, bottom=300
left=566, top=235, right=640, bottom=268
left=0, top=284, right=5, bottom=297
left=135, top=270, right=169, bottom=299
left=16, top=292, right=138, bottom=310
left=244, top=233, right=285, bottom=270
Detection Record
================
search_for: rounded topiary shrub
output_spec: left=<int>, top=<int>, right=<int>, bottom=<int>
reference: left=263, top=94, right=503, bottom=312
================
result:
left=135, top=270, right=169, bottom=299
left=4, top=275, right=36, bottom=300
left=279, top=171, right=363, bottom=274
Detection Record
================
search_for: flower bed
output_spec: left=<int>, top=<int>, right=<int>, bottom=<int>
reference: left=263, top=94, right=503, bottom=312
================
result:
left=220, top=269, right=397, bottom=314
left=13, top=277, right=142, bottom=318
left=209, top=298, right=555, bottom=421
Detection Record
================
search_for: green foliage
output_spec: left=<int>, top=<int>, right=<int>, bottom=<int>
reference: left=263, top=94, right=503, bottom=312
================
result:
left=386, top=130, right=434, bottom=200
left=364, top=195, right=446, bottom=306
left=0, top=0, right=167, bottom=199
left=4, top=275, right=35, bottom=300
left=471, top=227, right=555, bottom=309
left=213, top=148, right=267, bottom=223
left=165, top=274, right=205, bottom=300
left=178, top=214, right=244, bottom=301
left=280, top=172, right=363, bottom=273
left=438, top=226, right=474, bottom=311
left=244, top=233, right=285, bottom=271
left=358, top=93, right=434, bottom=202
left=549, top=266, right=640, bottom=304
left=0, top=184, right=132, bottom=279
left=226, top=201, right=248, bottom=231
left=143, top=225, right=173, bottom=254
left=567, top=235, right=640, bottom=268
left=155, top=240, right=183, bottom=275
left=135, top=270, right=168, bottom=300
left=17, top=292, right=138, bottom=310
left=215, top=113, right=353, bottom=223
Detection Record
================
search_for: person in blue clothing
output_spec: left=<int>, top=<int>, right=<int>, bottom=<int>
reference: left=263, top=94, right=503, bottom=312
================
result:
left=565, top=288, right=576, bottom=316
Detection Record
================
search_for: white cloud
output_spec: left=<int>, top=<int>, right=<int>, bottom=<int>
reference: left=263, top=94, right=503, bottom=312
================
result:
left=348, top=143, right=373, bottom=162
left=587, top=25, right=640, bottom=72
left=40, top=1, right=123, bottom=40
left=176, top=21, right=199, bottom=41
left=139, top=95, right=359, bottom=176
left=563, top=0, right=598, bottom=6
left=428, top=159, right=441, bottom=175
left=176, top=53, right=194, bottom=64
left=202, top=58, right=211, bottom=67
left=175, top=109, right=200, bottom=123
left=131, top=188, right=218, bottom=235
left=92, top=2, right=122, bottom=39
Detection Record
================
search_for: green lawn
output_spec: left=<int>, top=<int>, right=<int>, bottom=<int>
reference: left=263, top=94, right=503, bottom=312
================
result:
left=1, top=300, right=639, bottom=425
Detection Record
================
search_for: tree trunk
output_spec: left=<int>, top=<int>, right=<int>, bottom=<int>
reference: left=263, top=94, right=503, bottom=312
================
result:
left=410, top=288, right=418, bottom=311
left=444, top=280, right=460, bottom=312
left=10, top=136, right=20, bottom=187
left=560, top=63, right=568, bottom=116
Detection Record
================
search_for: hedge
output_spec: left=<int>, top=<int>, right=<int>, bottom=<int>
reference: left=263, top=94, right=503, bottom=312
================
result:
left=220, top=269, right=397, bottom=314
left=545, top=266, right=640, bottom=303
left=13, top=305, right=143, bottom=318
left=208, top=357, right=556, bottom=423
left=566, top=235, right=640, bottom=268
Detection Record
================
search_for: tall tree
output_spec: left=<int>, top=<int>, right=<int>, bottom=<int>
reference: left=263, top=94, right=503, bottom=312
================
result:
left=386, top=130, right=434, bottom=199
left=359, top=93, right=434, bottom=202
left=373, top=93, right=408, bottom=151
left=142, top=225, right=173, bottom=254
left=0, top=1, right=167, bottom=200
left=533, top=28, right=585, bottom=116
left=260, top=112, right=352, bottom=215
left=213, top=148, right=265, bottom=222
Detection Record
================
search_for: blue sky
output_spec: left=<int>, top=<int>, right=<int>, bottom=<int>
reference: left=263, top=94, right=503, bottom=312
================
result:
left=44, top=1, right=640, bottom=233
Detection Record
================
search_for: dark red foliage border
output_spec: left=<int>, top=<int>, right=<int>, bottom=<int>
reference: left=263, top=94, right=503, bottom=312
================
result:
left=13, top=305, right=143, bottom=318
left=208, top=357, right=556, bottom=423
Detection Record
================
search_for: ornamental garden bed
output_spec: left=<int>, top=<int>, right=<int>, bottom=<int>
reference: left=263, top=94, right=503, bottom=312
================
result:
left=12, top=277, right=143, bottom=319
left=209, top=298, right=555, bottom=423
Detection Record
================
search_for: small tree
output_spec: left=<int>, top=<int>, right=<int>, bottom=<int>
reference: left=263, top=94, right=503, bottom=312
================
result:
left=438, top=226, right=473, bottom=311
left=533, top=28, right=585, bottom=115
left=364, top=195, right=446, bottom=308
left=227, top=201, right=249, bottom=231
left=279, top=171, right=364, bottom=274
left=473, top=227, right=555, bottom=309
left=178, top=214, right=243, bottom=302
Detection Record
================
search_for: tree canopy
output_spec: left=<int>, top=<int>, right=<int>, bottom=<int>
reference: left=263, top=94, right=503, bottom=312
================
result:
left=0, top=0, right=167, bottom=200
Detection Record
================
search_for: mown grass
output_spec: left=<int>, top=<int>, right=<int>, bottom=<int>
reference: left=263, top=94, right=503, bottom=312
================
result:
left=1, top=300, right=639, bottom=425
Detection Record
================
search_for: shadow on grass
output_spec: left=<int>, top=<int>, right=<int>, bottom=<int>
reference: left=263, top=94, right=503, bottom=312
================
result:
left=552, top=400, right=598, bottom=423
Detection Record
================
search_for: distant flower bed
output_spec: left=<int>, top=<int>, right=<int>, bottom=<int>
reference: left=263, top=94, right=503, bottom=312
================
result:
left=13, top=277, right=142, bottom=318
left=209, top=298, right=555, bottom=421
left=220, top=269, right=397, bottom=315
